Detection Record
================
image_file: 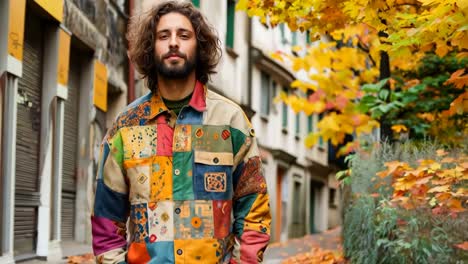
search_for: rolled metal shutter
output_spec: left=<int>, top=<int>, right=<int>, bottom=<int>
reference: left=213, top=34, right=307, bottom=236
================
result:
left=15, top=11, right=43, bottom=256
left=61, top=52, right=80, bottom=240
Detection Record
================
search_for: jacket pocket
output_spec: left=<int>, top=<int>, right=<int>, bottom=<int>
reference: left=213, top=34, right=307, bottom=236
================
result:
left=193, top=151, right=234, bottom=200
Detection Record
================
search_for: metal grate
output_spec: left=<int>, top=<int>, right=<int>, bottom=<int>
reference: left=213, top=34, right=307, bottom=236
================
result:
left=14, top=10, right=43, bottom=256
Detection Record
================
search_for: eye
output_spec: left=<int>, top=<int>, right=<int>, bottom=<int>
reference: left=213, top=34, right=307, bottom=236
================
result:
left=158, top=34, right=169, bottom=40
left=180, top=34, right=190, bottom=39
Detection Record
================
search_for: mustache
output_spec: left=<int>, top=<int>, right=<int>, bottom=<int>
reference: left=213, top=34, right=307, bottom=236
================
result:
left=162, top=51, right=187, bottom=60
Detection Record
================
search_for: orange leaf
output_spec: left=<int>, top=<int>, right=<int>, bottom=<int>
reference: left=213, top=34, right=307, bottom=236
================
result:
left=435, top=41, right=450, bottom=57
left=436, top=149, right=448, bottom=157
left=384, top=161, right=411, bottom=175
left=415, top=176, right=432, bottom=185
left=431, top=178, right=452, bottom=185
left=376, top=170, right=389, bottom=178
left=454, top=242, right=468, bottom=251
left=445, top=91, right=468, bottom=116
left=435, top=192, right=452, bottom=202
left=460, top=162, right=468, bottom=169
left=441, top=157, right=455, bottom=163
left=444, top=69, right=468, bottom=89
left=447, top=199, right=466, bottom=213
left=428, top=185, right=451, bottom=193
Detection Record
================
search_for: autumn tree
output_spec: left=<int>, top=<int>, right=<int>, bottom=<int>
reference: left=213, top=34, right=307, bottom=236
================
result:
left=237, top=0, right=468, bottom=152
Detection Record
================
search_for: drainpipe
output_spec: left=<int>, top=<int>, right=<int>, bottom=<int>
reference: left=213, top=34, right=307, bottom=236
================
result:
left=127, top=0, right=135, bottom=103
left=247, top=17, right=252, bottom=109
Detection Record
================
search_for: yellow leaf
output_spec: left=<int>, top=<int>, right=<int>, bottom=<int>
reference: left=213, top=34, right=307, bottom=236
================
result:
left=394, top=177, right=417, bottom=191
left=270, top=52, right=284, bottom=62
left=304, top=133, right=319, bottom=148
left=391, top=124, right=408, bottom=133
left=292, top=45, right=302, bottom=52
left=429, top=162, right=441, bottom=171
left=235, top=0, right=248, bottom=11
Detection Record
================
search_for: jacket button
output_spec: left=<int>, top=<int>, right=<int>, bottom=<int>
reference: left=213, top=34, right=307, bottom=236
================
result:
left=174, top=169, right=180, bottom=175
left=177, top=249, right=183, bottom=255
left=175, top=208, right=181, bottom=214
left=213, top=157, right=219, bottom=164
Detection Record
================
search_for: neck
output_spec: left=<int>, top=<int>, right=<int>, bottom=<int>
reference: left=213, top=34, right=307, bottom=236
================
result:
left=156, top=72, right=196, bottom=101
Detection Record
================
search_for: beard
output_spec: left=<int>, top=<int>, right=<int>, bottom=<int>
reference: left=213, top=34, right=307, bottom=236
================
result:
left=155, top=51, right=196, bottom=80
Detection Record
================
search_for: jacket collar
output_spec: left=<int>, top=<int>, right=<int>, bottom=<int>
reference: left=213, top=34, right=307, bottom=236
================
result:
left=149, top=80, right=207, bottom=119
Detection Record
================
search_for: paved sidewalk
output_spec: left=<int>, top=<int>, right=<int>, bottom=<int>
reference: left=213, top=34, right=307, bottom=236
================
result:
left=20, top=227, right=342, bottom=264
left=19, top=241, right=93, bottom=264
left=264, top=226, right=343, bottom=264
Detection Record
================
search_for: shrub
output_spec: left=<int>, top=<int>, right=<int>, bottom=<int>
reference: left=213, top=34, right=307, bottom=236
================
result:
left=342, top=141, right=468, bottom=263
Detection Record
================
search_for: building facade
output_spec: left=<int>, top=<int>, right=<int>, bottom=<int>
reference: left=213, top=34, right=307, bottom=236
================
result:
left=0, top=0, right=130, bottom=262
left=249, top=17, right=343, bottom=241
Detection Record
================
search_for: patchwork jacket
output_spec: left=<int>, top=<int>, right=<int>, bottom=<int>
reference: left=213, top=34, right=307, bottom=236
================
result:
left=91, top=81, right=271, bottom=264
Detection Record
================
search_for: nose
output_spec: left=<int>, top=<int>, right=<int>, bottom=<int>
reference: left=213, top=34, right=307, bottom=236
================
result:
left=169, top=33, right=179, bottom=49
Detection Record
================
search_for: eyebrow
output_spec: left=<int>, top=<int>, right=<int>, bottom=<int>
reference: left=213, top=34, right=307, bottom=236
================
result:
left=156, top=28, right=194, bottom=35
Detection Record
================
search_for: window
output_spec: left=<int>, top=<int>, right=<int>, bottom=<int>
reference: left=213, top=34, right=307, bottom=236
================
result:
left=226, top=0, right=235, bottom=49
left=271, top=80, right=277, bottom=99
left=291, top=32, right=298, bottom=46
left=260, top=72, right=271, bottom=116
left=329, top=188, right=337, bottom=207
left=295, top=113, right=300, bottom=136
left=306, top=30, right=312, bottom=45
left=307, top=115, right=313, bottom=133
left=319, top=113, right=324, bottom=147
left=282, top=87, right=288, bottom=129
left=293, top=181, right=301, bottom=220
left=279, top=24, right=287, bottom=44
left=192, top=0, right=200, bottom=7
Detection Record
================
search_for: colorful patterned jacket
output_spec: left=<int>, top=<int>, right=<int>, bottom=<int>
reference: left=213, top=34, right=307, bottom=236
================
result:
left=91, top=81, right=271, bottom=264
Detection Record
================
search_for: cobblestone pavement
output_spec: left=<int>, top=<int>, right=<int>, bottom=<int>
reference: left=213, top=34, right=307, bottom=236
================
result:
left=264, top=226, right=343, bottom=264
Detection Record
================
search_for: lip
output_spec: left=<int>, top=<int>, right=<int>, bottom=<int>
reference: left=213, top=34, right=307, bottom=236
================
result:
left=166, top=54, right=182, bottom=59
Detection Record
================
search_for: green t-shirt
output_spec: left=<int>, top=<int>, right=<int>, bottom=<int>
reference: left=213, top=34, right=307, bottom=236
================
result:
left=162, top=92, right=193, bottom=116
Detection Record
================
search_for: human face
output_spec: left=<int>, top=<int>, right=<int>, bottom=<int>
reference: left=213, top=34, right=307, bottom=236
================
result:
left=154, top=12, right=197, bottom=80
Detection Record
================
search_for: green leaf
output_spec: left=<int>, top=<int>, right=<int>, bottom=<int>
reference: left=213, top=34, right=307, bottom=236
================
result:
left=408, top=84, right=426, bottom=94
left=378, top=89, right=390, bottom=101
left=378, top=104, right=393, bottom=114
left=362, top=78, right=389, bottom=93
left=402, top=94, right=418, bottom=104
left=370, top=107, right=384, bottom=119
left=336, top=170, right=348, bottom=181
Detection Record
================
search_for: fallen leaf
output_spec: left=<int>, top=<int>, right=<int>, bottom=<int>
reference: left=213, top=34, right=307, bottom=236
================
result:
left=455, top=241, right=468, bottom=250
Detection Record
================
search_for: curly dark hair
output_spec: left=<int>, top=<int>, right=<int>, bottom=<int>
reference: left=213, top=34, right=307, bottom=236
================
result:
left=126, top=0, right=222, bottom=90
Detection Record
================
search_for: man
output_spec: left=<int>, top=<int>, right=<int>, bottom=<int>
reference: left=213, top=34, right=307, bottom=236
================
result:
left=90, top=1, right=271, bottom=263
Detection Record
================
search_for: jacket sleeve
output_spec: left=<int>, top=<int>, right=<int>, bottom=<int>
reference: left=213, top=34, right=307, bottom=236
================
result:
left=230, top=116, right=271, bottom=264
left=90, top=129, right=129, bottom=264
